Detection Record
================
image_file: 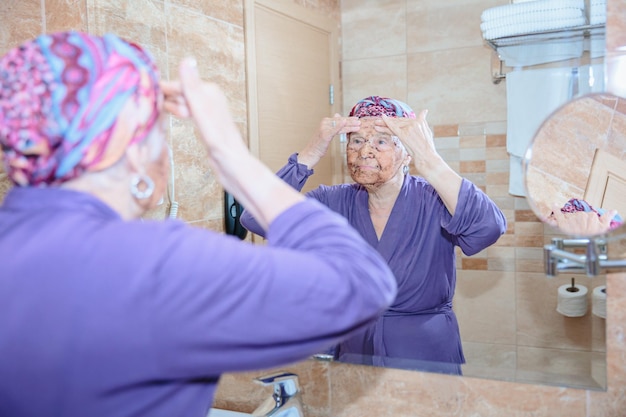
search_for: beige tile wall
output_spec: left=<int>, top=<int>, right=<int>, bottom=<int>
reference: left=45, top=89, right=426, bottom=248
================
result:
left=1, top=1, right=625, bottom=416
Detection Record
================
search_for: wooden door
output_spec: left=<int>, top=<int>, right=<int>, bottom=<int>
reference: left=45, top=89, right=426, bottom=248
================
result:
left=584, top=148, right=626, bottom=216
left=245, top=0, right=341, bottom=192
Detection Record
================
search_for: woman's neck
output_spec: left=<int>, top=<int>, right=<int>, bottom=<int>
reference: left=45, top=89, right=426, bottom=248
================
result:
left=365, top=173, right=404, bottom=212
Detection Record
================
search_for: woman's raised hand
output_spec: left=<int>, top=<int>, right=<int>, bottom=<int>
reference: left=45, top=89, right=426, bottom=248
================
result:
left=297, top=114, right=360, bottom=169
left=375, top=110, right=443, bottom=178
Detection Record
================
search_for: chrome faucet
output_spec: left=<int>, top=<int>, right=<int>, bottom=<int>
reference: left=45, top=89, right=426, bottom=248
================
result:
left=252, top=372, right=304, bottom=417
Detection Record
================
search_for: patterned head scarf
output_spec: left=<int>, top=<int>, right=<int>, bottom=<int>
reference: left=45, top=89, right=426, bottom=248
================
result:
left=559, top=198, right=623, bottom=230
left=349, top=96, right=416, bottom=119
left=0, top=31, right=160, bottom=186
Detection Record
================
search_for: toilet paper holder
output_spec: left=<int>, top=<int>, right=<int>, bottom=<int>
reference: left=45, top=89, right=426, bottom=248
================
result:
left=545, top=237, right=626, bottom=277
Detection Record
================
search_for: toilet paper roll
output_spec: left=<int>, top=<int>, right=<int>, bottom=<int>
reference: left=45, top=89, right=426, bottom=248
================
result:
left=592, top=285, right=607, bottom=319
left=556, top=283, right=588, bottom=317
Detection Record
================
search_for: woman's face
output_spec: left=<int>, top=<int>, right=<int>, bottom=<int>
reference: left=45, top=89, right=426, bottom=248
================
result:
left=346, top=117, right=408, bottom=187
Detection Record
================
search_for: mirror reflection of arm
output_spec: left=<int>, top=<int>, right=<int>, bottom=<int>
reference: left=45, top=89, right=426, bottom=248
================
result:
left=240, top=115, right=360, bottom=236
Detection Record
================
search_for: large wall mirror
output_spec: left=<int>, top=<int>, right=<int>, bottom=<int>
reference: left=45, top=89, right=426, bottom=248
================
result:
left=330, top=0, right=610, bottom=391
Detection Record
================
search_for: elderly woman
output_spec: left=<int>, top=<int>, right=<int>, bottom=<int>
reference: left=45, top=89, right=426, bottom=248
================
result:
left=241, top=96, right=507, bottom=373
left=0, top=32, right=398, bottom=417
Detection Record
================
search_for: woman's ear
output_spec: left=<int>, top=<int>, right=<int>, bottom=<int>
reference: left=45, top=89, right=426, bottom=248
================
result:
left=123, top=142, right=150, bottom=175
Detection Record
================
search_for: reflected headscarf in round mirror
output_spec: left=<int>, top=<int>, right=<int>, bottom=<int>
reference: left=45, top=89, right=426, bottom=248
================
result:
left=523, top=93, right=626, bottom=238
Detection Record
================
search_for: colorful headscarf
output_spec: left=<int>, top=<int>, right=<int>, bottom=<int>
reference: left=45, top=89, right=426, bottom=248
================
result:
left=349, top=96, right=416, bottom=119
left=559, top=198, right=623, bottom=230
left=0, top=31, right=160, bottom=186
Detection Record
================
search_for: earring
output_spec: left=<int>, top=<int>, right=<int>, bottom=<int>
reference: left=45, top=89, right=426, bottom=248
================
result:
left=403, top=165, right=409, bottom=175
left=130, top=174, right=155, bottom=200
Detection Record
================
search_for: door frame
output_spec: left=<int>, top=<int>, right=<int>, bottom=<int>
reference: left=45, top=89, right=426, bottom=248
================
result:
left=243, top=0, right=341, bottom=167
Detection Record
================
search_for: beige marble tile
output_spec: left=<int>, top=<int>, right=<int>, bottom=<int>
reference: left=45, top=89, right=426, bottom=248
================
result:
left=341, top=55, right=407, bottom=115
left=340, top=0, right=406, bottom=61
left=462, top=341, right=516, bottom=371
left=454, top=270, right=516, bottom=344
left=0, top=174, right=12, bottom=203
left=516, top=272, right=606, bottom=352
left=169, top=118, right=223, bottom=222
left=45, top=0, right=88, bottom=33
left=407, top=46, right=507, bottom=126
left=329, top=362, right=587, bottom=417
left=0, top=0, right=43, bottom=55
left=406, top=0, right=504, bottom=53
left=169, top=0, right=243, bottom=27
left=165, top=3, right=246, bottom=122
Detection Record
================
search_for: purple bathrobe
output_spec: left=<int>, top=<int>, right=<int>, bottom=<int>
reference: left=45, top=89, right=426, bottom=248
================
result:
left=0, top=187, right=396, bottom=417
left=241, top=154, right=507, bottom=370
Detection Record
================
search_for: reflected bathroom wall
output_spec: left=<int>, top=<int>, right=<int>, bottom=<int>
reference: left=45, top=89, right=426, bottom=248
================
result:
left=340, top=0, right=607, bottom=388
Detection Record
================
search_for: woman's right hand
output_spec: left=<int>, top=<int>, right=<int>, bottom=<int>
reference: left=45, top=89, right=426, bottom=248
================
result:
left=297, top=114, right=360, bottom=169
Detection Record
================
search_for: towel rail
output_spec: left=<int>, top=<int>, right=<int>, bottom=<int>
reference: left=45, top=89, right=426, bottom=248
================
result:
left=486, top=24, right=605, bottom=83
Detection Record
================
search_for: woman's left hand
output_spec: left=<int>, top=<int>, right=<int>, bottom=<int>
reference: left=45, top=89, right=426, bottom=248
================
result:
left=374, top=110, right=442, bottom=178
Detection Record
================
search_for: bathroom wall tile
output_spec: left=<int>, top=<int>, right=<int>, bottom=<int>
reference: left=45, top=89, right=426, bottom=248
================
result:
left=87, top=0, right=167, bottom=62
left=433, top=136, right=460, bottom=149
left=433, top=125, right=459, bottom=137
left=0, top=175, right=11, bottom=203
left=463, top=173, right=486, bottom=187
left=514, top=235, right=545, bottom=248
left=436, top=148, right=460, bottom=163
left=188, top=218, right=225, bottom=234
left=515, top=210, right=538, bottom=222
left=486, top=172, right=509, bottom=185
left=455, top=270, right=516, bottom=345
left=460, top=160, right=485, bottom=173
left=516, top=347, right=605, bottom=390
left=407, top=46, right=507, bottom=126
left=487, top=134, right=507, bottom=147
left=485, top=145, right=509, bottom=160
left=460, top=147, right=486, bottom=161
left=588, top=272, right=626, bottom=416
left=0, top=0, right=43, bottom=55
left=462, top=341, right=516, bottom=372
left=168, top=0, right=243, bottom=27
left=487, top=193, right=515, bottom=211
left=406, top=0, right=503, bottom=53
left=488, top=257, right=516, bottom=272
left=515, top=259, right=544, bottom=273
left=514, top=222, right=544, bottom=236
left=486, top=184, right=509, bottom=197
left=165, top=3, right=246, bottom=122
left=516, top=272, right=603, bottom=351
left=341, top=56, right=407, bottom=115
left=461, top=258, right=488, bottom=270
left=486, top=159, right=509, bottom=172
left=45, top=0, right=88, bottom=33
left=487, top=246, right=515, bottom=259
left=460, top=135, right=486, bottom=148
left=341, top=0, right=405, bottom=61
left=169, top=118, right=222, bottom=222
left=515, top=247, right=543, bottom=259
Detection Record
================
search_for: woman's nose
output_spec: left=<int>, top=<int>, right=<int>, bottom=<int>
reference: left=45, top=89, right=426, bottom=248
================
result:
left=359, top=141, right=376, bottom=156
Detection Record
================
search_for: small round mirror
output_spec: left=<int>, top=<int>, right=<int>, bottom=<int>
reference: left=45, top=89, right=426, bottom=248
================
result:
left=523, top=93, right=626, bottom=237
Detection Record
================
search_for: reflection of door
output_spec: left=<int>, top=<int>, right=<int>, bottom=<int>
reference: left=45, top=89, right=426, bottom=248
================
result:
left=245, top=0, right=340, bottom=192
left=584, top=148, right=626, bottom=215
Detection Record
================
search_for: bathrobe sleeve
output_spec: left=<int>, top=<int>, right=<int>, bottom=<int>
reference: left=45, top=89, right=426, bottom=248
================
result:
left=240, top=153, right=314, bottom=237
left=149, top=198, right=397, bottom=375
left=441, top=179, right=507, bottom=256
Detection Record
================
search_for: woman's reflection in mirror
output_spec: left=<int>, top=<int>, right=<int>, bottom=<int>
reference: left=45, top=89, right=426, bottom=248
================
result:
left=240, top=96, right=508, bottom=374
